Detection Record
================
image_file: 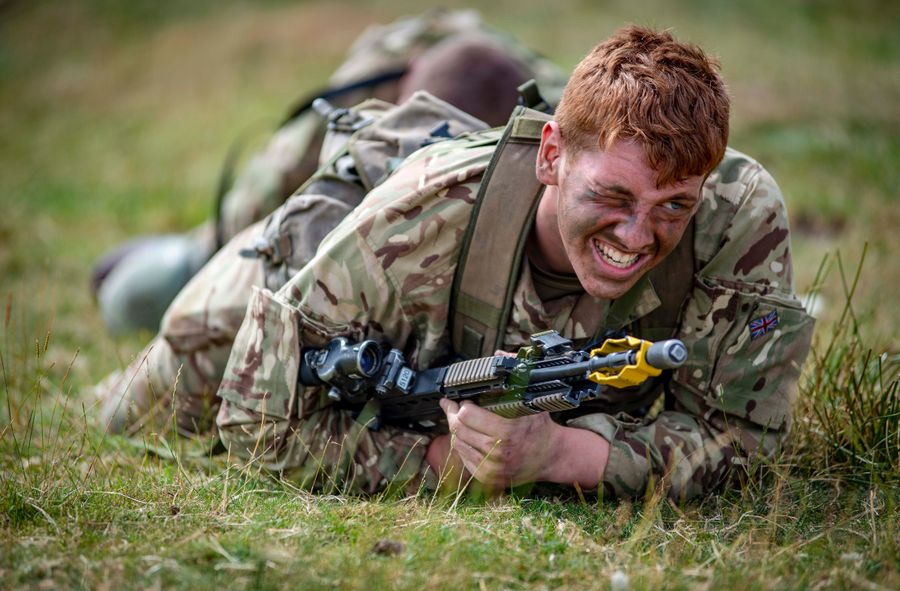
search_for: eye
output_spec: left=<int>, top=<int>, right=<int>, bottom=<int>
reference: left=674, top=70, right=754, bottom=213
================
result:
left=589, top=191, right=629, bottom=207
left=662, top=201, right=688, bottom=212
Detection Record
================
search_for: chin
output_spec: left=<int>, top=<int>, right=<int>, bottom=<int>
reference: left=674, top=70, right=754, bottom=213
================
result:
left=583, top=281, right=636, bottom=300
left=576, top=259, right=649, bottom=300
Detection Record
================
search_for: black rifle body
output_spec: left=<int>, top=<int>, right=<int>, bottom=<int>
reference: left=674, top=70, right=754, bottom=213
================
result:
left=298, top=331, right=687, bottom=427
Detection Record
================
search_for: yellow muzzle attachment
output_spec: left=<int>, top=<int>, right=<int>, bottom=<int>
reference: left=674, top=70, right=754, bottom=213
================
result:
left=587, top=336, right=662, bottom=389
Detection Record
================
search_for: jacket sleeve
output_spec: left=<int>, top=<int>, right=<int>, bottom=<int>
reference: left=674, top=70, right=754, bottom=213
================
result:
left=213, top=131, right=493, bottom=493
left=569, top=162, right=816, bottom=499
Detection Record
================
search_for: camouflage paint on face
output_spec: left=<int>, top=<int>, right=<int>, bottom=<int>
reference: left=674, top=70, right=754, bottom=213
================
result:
left=537, top=137, right=703, bottom=300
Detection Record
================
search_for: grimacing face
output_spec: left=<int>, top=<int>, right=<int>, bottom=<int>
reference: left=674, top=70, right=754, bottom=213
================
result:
left=534, top=122, right=705, bottom=300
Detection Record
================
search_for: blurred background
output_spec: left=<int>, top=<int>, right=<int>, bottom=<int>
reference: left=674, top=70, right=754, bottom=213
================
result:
left=0, top=0, right=897, bottom=385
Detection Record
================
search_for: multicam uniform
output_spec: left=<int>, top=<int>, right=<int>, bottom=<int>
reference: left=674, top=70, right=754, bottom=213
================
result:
left=94, top=92, right=490, bottom=437
left=214, top=129, right=816, bottom=499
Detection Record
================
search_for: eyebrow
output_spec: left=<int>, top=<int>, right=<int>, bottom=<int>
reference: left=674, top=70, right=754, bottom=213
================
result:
left=597, top=183, right=698, bottom=202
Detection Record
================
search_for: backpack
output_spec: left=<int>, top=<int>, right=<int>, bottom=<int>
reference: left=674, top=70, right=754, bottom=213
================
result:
left=248, top=91, right=492, bottom=290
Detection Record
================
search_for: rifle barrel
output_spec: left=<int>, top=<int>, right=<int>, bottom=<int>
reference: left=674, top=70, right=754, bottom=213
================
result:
left=528, top=351, right=635, bottom=383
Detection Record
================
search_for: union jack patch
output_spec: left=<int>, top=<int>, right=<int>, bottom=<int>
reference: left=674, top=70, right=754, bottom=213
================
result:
left=749, top=310, right=779, bottom=340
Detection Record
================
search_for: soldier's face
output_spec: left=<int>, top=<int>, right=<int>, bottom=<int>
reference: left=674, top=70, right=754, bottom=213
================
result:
left=535, top=123, right=704, bottom=299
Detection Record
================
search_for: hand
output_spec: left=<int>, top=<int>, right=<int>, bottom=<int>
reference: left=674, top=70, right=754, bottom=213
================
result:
left=440, top=398, right=562, bottom=490
left=438, top=398, right=611, bottom=492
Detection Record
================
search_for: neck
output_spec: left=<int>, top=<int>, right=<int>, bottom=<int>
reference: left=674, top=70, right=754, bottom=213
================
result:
left=530, top=187, right=576, bottom=276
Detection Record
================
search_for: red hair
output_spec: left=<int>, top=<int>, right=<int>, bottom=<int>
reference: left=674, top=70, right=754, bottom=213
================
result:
left=555, top=26, right=730, bottom=186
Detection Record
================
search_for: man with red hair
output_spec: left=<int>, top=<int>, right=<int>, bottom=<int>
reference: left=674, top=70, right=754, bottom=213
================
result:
left=102, top=25, right=815, bottom=500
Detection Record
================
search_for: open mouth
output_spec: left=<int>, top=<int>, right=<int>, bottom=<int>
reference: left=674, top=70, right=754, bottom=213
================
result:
left=592, top=239, right=644, bottom=271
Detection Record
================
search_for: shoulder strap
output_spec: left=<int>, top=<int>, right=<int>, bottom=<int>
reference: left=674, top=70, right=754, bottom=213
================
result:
left=450, top=106, right=551, bottom=359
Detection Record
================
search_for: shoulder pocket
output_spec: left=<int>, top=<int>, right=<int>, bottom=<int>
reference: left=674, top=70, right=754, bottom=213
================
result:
left=674, top=278, right=815, bottom=428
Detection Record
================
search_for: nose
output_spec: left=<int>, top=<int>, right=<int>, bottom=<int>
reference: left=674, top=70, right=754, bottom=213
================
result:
left=612, top=211, right=654, bottom=252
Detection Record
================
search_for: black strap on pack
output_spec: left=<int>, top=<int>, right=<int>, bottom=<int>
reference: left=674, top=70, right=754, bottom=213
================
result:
left=278, top=67, right=408, bottom=128
left=517, top=79, right=553, bottom=114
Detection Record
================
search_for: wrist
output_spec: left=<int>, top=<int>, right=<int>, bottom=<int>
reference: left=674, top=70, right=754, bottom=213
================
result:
left=541, top=423, right=610, bottom=488
left=426, top=434, right=469, bottom=484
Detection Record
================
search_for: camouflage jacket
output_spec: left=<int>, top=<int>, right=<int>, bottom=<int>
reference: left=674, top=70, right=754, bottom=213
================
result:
left=218, top=128, right=815, bottom=499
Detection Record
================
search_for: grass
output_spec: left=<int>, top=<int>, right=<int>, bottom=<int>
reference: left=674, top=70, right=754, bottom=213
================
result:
left=2, top=382, right=897, bottom=589
left=792, top=248, right=900, bottom=481
left=2, top=357, right=897, bottom=590
left=1, top=0, right=899, bottom=589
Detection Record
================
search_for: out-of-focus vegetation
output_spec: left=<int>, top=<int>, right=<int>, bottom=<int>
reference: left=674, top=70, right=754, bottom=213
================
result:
left=1, top=1, right=897, bottom=589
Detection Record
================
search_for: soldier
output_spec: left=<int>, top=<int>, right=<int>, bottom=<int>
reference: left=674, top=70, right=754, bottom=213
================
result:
left=92, top=9, right=566, bottom=334
left=98, top=26, right=815, bottom=500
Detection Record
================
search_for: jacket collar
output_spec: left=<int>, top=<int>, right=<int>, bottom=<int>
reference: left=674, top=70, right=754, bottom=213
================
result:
left=603, top=274, right=662, bottom=332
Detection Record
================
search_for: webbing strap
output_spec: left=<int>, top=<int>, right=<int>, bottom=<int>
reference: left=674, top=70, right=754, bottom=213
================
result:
left=450, top=107, right=552, bottom=359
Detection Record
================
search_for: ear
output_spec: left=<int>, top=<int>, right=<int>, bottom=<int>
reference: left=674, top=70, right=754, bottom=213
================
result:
left=536, top=121, right=564, bottom=186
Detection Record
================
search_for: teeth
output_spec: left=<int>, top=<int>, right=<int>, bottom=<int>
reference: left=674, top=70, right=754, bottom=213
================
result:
left=595, top=241, right=639, bottom=268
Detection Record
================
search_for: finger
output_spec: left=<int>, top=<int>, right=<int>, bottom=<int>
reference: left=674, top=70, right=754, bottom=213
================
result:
left=451, top=437, right=506, bottom=487
left=449, top=432, right=488, bottom=475
left=454, top=400, right=514, bottom=436
left=451, top=419, right=505, bottom=456
left=442, top=398, right=463, bottom=436
left=439, top=397, right=459, bottom=415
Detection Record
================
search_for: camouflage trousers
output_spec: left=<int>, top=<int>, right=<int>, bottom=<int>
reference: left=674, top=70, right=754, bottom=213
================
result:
left=95, top=196, right=435, bottom=494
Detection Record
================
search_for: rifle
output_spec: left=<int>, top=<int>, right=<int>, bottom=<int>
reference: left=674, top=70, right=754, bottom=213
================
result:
left=298, top=330, right=687, bottom=428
